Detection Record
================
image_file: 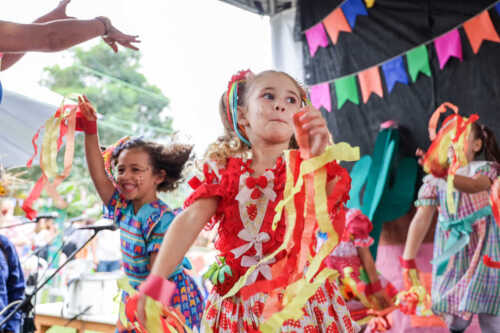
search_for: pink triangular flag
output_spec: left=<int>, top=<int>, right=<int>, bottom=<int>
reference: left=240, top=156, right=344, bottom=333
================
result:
left=310, top=82, right=332, bottom=112
left=434, top=29, right=462, bottom=69
left=323, top=8, right=352, bottom=44
left=358, top=66, right=383, bottom=103
left=305, top=23, right=329, bottom=57
left=464, top=10, right=500, bottom=54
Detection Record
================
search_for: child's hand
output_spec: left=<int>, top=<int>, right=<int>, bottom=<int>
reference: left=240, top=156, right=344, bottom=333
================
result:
left=293, top=105, right=331, bottom=158
left=372, top=290, right=392, bottom=310
left=135, top=292, right=147, bottom=329
left=415, top=148, right=425, bottom=166
left=76, top=95, right=98, bottom=134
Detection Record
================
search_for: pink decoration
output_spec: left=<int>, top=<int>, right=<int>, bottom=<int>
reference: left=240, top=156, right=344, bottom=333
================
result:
left=305, top=23, right=329, bottom=57
left=310, top=82, right=332, bottom=112
left=434, top=29, right=463, bottom=69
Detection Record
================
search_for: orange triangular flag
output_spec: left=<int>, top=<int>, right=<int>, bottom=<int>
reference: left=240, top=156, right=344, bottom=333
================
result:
left=323, top=8, right=352, bottom=44
left=464, top=10, right=500, bottom=54
left=358, top=66, right=383, bottom=103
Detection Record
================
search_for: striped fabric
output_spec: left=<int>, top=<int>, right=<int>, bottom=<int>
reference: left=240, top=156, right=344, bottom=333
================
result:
left=416, top=162, right=500, bottom=318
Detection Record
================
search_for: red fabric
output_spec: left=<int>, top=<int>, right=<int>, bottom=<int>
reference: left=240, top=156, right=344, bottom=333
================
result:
left=399, top=257, right=417, bottom=269
left=365, top=280, right=382, bottom=296
left=138, top=273, right=176, bottom=308
left=75, top=112, right=97, bottom=134
left=184, top=154, right=351, bottom=297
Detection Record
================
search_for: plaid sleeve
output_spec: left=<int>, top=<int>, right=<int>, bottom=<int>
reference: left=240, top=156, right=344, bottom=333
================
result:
left=415, top=176, right=439, bottom=207
left=474, top=162, right=499, bottom=182
left=144, top=210, right=174, bottom=255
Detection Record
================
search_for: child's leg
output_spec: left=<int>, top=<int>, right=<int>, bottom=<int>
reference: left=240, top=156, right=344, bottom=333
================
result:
left=447, top=315, right=472, bottom=333
left=478, top=313, right=500, bottom=333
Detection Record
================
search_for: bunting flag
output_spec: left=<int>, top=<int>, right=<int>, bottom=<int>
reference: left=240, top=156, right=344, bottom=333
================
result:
left=335, top=75, right=359, bottom=108
left=434, top=29, right=463, bottom=69
left=382, top=56, right=409, bottom=93
left=463, top=10, right=500, bottom=54
left=358, top=66, right=383, bottom=103
left=323, top=8, right=352, bottom=44
left=307, top=5, right=500, bottom=112
left=310, top=82, right=332, bottom=112
left=406, top=45, right=432, bottom=82
left=305, top=23, right=329, bottom=57
left=342, top=0, right=368, bottom=28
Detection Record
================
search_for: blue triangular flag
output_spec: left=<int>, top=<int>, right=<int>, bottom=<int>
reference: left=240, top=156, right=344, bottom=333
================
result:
left=496, top=3, right=500, bottom=16
left=382, top=56, right=409, bottom=93
left=341, top=0, right=368, bottom=28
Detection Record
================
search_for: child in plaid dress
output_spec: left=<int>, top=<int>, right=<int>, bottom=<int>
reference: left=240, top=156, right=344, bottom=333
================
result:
left=77, top=96, right=204, bottom=331
left=402, top=122, right=500, bottom=333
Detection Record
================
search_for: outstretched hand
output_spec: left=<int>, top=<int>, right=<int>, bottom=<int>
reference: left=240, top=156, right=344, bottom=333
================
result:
left=103, top=23, right=140, bottom=52
left=78, top=95, right=97, bottom=121
left=293, top=105, right=332, bottom=158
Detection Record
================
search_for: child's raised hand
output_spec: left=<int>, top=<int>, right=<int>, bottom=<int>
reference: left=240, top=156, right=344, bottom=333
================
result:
left=76, top=95, right=98, bottom=135
left=293, top=105, right=331, bottom=158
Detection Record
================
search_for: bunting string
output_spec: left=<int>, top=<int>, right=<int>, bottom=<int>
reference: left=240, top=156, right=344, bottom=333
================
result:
left=307, top=0, right=500, bottom=111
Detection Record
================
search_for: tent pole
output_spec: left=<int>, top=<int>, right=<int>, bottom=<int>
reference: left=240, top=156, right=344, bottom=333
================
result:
left=269, top=0, right=276, bottom=15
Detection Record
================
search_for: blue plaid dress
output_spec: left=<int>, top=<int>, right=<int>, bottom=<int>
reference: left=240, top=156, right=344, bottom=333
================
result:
left=105, top=190, right=204, bottom=330
left=415, top=162, right=500, bottom=318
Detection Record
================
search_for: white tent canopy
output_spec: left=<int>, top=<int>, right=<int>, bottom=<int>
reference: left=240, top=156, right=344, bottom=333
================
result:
left=0, top=87, right=60, bottom=168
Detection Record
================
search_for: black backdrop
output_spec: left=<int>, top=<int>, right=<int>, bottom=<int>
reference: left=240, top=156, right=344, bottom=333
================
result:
left=298, top=0, right=500, bottom=157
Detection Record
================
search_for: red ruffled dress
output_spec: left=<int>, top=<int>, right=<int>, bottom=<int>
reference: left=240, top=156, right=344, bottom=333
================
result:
left=185, top=155, right=358, bottom=333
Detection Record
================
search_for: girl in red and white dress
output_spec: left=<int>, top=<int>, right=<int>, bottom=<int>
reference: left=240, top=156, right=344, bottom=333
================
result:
left=137, top=70, right=359, bottom=332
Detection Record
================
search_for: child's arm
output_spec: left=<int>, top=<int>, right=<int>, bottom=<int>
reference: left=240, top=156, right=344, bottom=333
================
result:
left=402, top=205, right=436, bottom=260
left=358, top=246, right=391, bottom=309
left=79, top=97, right=115, bottom=204
left=453, top=174, right=492, bottom=194
left=150, top=197, right=217, bottom=278
left=137, top=197, right=217, bottom=325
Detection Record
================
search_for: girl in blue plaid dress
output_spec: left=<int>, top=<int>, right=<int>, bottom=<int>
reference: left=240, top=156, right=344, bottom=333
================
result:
left=77, top=96, right=204, bottom=331
left=402, top=122, right=500, bottom=333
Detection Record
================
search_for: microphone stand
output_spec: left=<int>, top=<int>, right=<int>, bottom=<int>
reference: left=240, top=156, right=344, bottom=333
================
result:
left=0, top=228, right=106, bottom=332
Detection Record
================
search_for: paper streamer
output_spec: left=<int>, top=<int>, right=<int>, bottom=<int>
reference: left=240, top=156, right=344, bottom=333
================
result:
left=463, top=10, right=500, bottom=54
left=434, top=29, right=463, bottom=69
left=305, top=22, right=329, bottom=57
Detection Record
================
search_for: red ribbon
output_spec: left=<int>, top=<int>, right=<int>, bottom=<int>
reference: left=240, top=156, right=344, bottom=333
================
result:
left=246, top=175, right=268, bottom=189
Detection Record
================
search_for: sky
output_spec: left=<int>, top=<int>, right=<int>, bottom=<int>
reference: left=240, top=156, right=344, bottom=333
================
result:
left=2, top=0, right=273, bottom=155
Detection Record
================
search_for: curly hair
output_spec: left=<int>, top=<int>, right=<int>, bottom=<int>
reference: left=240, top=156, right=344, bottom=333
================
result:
left=205, top=70, right=304, bottom=165
left=111, top=138, right=193, bottom=192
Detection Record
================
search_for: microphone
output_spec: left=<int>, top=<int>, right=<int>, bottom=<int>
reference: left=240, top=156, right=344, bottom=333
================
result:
left=75, top=223, right=117, bottom=232
left=34, top=212, right=59, bottom=221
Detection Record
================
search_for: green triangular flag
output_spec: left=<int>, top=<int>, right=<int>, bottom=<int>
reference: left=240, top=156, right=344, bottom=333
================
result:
left=335, top=75, right=359, bottom=109
left=406, top=45, right=431, bottom=82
